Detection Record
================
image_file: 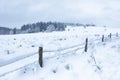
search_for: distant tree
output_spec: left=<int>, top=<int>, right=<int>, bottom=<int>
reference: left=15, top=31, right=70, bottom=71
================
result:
left=13, top=28, right=16, bottom=34
left=0, top=27, right=11, bottom=34
left=46, top=24, right=55, bottom=32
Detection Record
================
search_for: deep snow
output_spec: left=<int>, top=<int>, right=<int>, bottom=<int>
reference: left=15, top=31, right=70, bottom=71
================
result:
left=0, top=26, right=120, bottom=80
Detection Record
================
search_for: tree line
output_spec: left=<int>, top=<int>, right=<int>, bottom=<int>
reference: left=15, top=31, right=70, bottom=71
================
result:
left=0, top=21, right=95, bottom=35
left=20, top=22, right=66, bottom=33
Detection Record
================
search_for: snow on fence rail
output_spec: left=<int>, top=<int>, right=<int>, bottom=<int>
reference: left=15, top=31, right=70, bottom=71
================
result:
left=0, top=33, right=119, bottom=77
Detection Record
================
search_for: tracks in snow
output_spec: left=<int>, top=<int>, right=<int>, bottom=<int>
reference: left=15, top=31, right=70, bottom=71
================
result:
left=0, top=34, right=119, bottom=77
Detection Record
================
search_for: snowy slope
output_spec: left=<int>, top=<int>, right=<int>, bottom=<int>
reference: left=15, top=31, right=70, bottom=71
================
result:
left=0, top=26, right=120, bottom=80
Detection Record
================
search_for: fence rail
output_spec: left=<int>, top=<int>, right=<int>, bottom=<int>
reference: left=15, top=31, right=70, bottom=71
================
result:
left=0, top=33, right=119, bottom=77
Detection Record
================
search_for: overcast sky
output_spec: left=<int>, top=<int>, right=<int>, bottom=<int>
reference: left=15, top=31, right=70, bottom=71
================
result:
left=0, top=0, right=120, bottom=28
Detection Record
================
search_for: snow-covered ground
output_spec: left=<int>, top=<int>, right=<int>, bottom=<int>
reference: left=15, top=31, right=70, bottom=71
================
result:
left=0, top=26, right=120, bottom=80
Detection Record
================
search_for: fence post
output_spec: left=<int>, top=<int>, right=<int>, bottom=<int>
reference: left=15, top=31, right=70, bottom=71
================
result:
left=116, top=32, right=118, bottom=37
left=102, top=35, right=104, bottom=42
left=84, top=38, right=88, bottom=52
left=109, top=33, right=111, bottom=38
left=39, top=47, right=43, bottom=68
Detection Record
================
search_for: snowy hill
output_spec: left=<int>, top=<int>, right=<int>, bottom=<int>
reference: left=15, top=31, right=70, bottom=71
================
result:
left=0, top=26, right=120, bottom=80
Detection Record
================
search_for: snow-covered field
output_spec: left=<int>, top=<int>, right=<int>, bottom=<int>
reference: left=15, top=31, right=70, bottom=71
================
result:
left=0, top=26, right=120, bottom=80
